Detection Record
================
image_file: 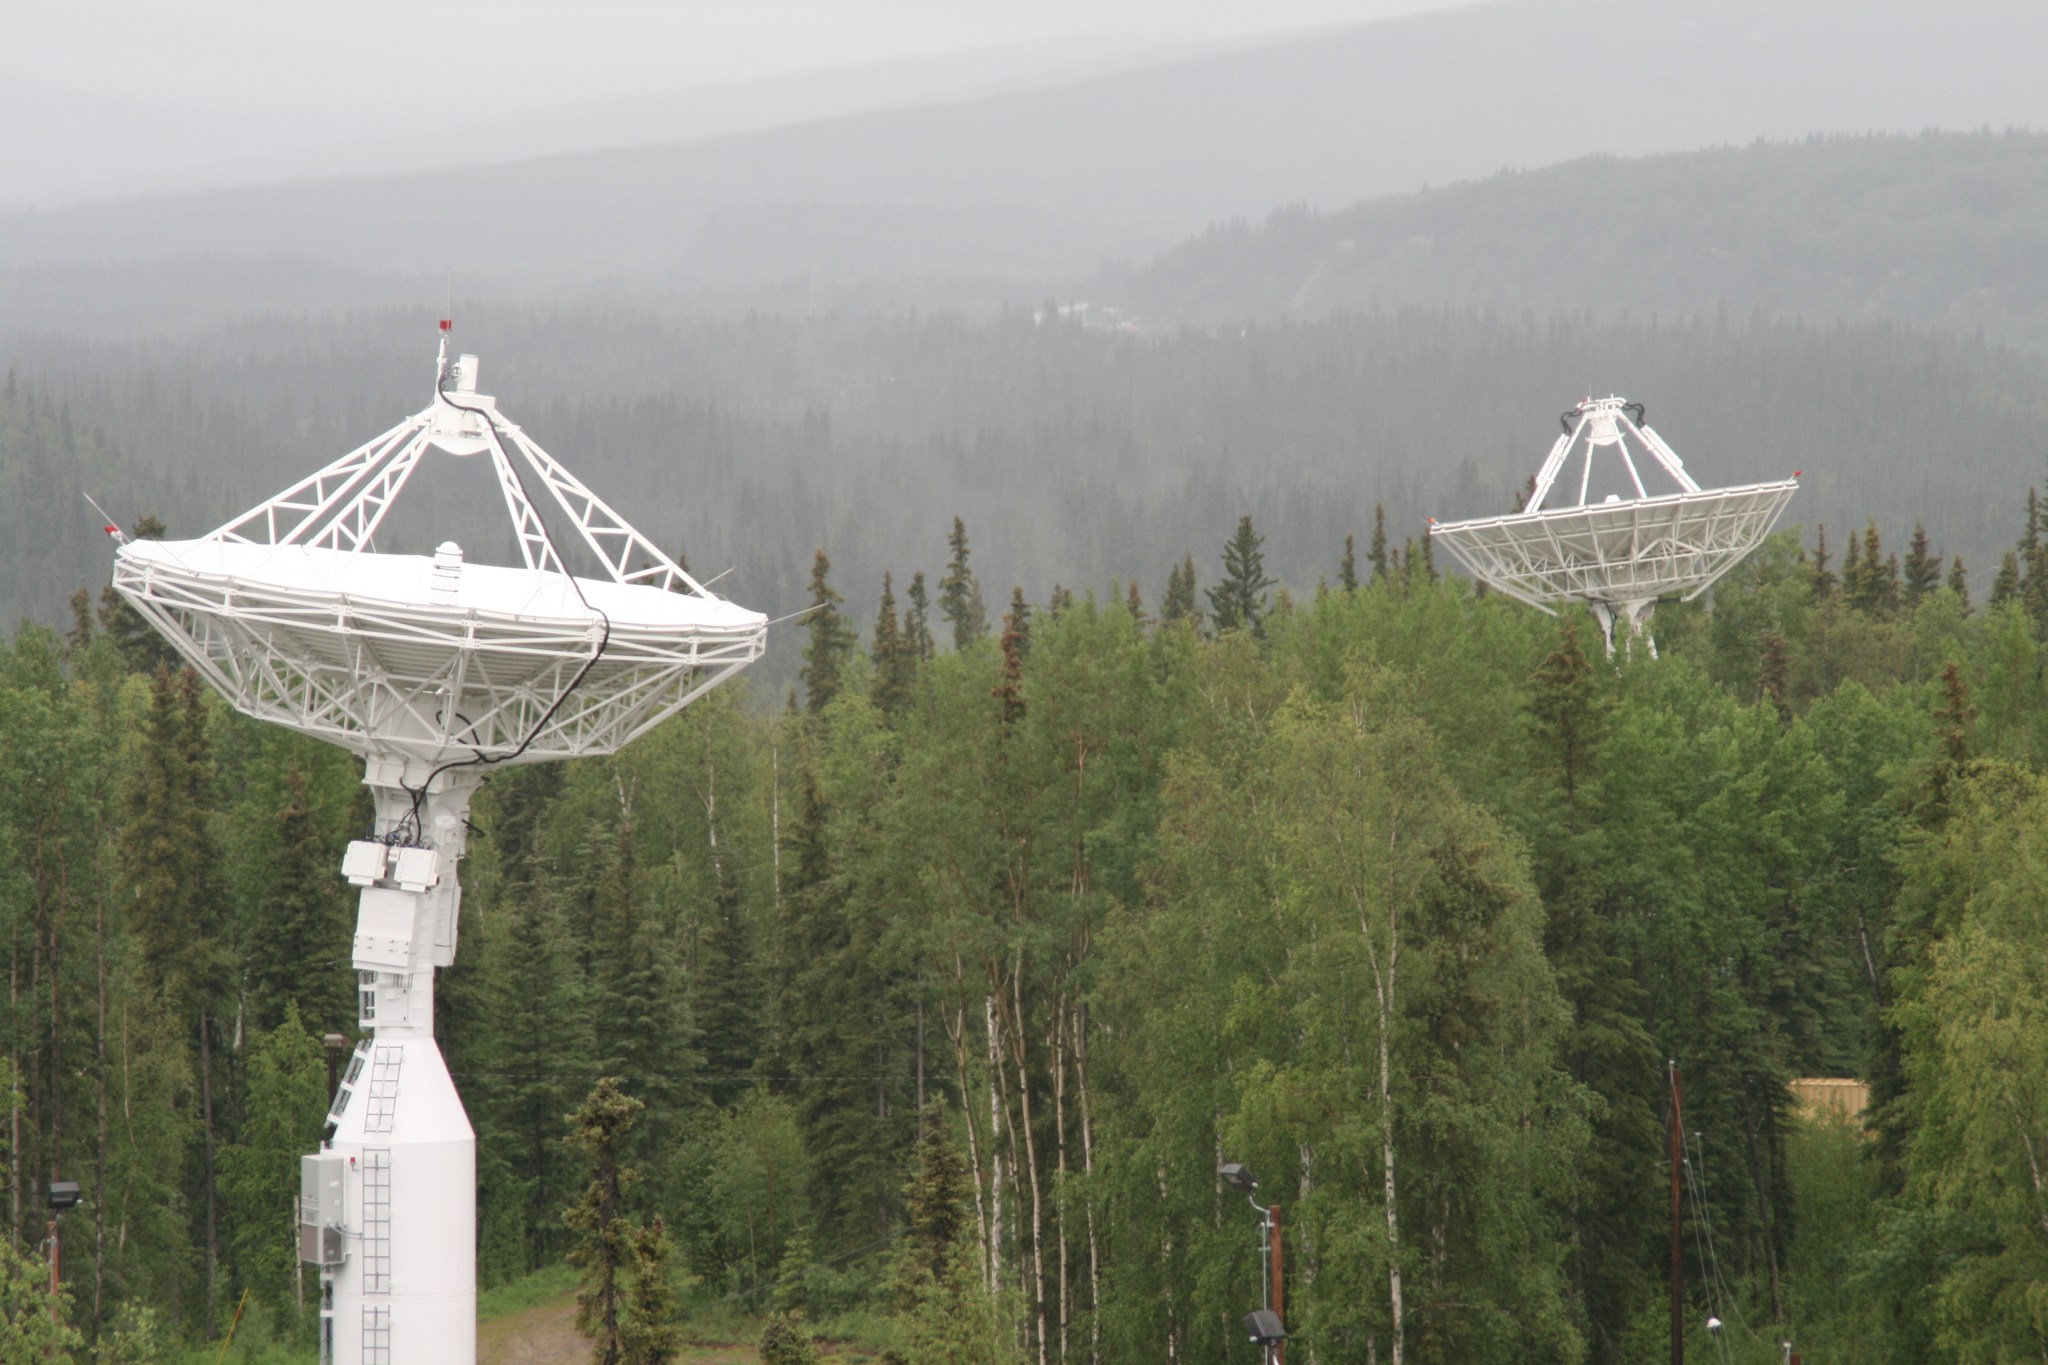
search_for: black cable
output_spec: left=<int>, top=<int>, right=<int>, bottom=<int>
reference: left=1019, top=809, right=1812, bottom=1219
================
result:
left=391, top=340, right=612, bottom=844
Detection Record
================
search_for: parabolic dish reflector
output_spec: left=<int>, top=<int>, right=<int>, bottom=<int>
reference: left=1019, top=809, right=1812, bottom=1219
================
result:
left=1428, top=479, right=1798, bottom=613
left=112, top=343, right=767, bottom=767
left=1428, top=395, right=1797, bottom=646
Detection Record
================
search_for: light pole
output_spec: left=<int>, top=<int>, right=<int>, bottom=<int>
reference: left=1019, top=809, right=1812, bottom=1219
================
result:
left=46, top=1180, right=81, bottom=1325
left=1220, top=1163, right=1285, bottom=1364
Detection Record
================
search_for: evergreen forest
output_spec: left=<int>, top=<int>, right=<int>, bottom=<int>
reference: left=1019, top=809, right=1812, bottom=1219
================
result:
left=6, top=484, right=2048, bottom=1361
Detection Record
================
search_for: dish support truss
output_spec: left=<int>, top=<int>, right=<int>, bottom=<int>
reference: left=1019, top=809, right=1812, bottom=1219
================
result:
left=215, top=346, right=708, bottom=596
left=1428, top=397, right=1798, bottom=655
left=110, top=348, right=766, bottom=767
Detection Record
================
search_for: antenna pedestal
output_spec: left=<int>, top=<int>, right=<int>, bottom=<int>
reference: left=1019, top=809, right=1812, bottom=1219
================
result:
left=1590, top=599, right=1658, bottom=658
left=311, top=772, right=482, bottom=1365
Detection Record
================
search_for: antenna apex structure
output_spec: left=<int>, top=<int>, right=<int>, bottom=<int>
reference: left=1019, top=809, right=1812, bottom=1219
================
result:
left=1428, top=395, right=1796, bottom=655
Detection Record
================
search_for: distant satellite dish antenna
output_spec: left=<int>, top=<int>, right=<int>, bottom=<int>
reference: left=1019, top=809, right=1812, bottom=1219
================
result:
left=112, top=332, right=766, bottom=1365
left=1427, top=395, right=1797, bottom=654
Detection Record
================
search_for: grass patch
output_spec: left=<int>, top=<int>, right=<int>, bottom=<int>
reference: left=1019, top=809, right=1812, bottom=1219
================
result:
left=479, top=1260, right=581, bottom=1319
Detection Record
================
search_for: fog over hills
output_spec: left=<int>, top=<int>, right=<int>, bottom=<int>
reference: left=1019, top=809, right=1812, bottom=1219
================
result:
left=2, top=0, right=2041, bottom=302
left=1106, top=131, right=2048, bottom=348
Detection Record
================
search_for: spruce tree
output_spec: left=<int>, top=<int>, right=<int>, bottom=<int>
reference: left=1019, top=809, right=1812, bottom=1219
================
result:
left=1004, top=586, right=1031, bottom=658
left=1369, top=502, right=1392, bottom=583
left=904, top=570, right=934, bottom=662
left=565, top=1077, right=650, bottom=1365
left=621, top=1216, right=681, bottom=1365
left=220, top=1007, right=327, bottom=1320
left=938, top=518, right=987, bottom=650
left=1160, top=556, right=1199, bottom=628
left=697, top=872, right=762, bottom=1110
left=1810, top=525, right=1836, bottom=599
left=1947, top=554, right=1969, bottom=607
left=1338, top=533, right=1359, bottom=594
left=1124, top=578, right=1148, bottom=626
left=1991, top=549, right=2021, bottom=606
left=775, top=740, right=906, bottom=1254
left=123, top=667, right=218, bottom=998
left=1902, top=521, right=1942, bottom=605
left=1840, top=527, right=1867, bottom=608
left=1205, top=515, right=1275, bottom=637
left=1758, top=630, right=1792, bottom=721
left=246, top=766, right=352, bottom=1034
left=871, top=572, right=916, bottom=719
left=121, top=664, right=228, bottom=1330
left=800, top=550, right=855, bottom=716
left=1524, top=620, right=1660, bottom=1364
left=897, top=1101, right=968, bottom=1295
left=994, top=591, right=1028, bottom=734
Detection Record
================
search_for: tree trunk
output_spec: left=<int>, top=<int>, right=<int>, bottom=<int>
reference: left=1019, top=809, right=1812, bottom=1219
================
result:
left=1367, top=820, right=1405, bottom=1365
left=1074, top=999, right=1101, bottom=1365
left=1379, top=1002, right=1403, bottom=1365
left=942, top=972, right=992, bottom=1290
left=1003, top=964, right=1047, bottom=1365
left=9, top=922, right=20, bottom=1242
left=1053, top=998, right=1070, bottom=1365
left=986, top=993, right=1009, bottom=1298
left=94, top=849, right=109, bottom=1334
left=769, top=743, right=782, bottom=912
left=199, top=1006, right=219, bottom=1338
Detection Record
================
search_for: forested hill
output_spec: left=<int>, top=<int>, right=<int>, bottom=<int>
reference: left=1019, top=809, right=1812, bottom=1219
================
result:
left=9, top=305, right=2048, bottom=689
left=1105, top=132, right=2048, bottom=348
left=2, top=0, right=2045, bottom=300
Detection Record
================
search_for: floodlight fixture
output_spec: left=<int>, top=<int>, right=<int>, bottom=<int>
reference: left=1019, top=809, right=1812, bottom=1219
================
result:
left=1428, top=395, right=1797, bottom=655
left=1244, top=1309, right=1287, bottom=1346
left=46, top=1181, right=80, bottom=1212
left=1219, top=1163, right=1259, bottom=1195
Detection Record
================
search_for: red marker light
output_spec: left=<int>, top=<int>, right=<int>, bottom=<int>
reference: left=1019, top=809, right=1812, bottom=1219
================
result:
left=439, top=319, right=452, bottom=332
left=1792, top=470, right=1802, bottom=478
left=104, top=525, right=118, bottom=536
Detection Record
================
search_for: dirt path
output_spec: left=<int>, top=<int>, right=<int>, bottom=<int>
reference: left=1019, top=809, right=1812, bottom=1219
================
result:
left=481, top=1299, right=755, bottom=1363
left=477, top=1292, right=871, bottom=1365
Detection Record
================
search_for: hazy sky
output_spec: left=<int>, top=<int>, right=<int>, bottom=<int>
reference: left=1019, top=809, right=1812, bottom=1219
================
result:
left=7, top=1, right=1472, bottom=108
left=0, top=0, right=1479, bottom=207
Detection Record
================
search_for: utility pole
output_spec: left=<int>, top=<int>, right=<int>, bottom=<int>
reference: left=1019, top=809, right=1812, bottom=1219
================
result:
left=1269, top=1200, right=1284, bottom=1365
left=1670, top=1061, right=1684, bottom=1365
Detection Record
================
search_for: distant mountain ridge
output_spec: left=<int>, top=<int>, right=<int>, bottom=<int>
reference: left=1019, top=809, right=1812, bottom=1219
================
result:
left=2, top=0, right=2044, bottom=296
left=1105, top=132, right=2048, bottom=348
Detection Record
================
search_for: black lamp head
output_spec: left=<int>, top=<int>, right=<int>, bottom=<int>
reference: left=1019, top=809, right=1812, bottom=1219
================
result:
left=1244, top=1309, right=1286, bottom=1346
left=47, top=1180, right=81, bottom=1212
left=1219, top=1162, right=1258, bottom=1194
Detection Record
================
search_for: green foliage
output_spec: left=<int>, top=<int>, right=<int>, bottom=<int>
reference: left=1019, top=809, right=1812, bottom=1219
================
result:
left=220, top=1008, right=327, bottom=1324
left=802, top=551, right=856, bottom=716
left=566, top=1077, right=665, bottom=1365
left=757, top=1312, right=818, bottom=1365
left=939, top=518, right=987, bottom=652
left=21, top=458, right=2048, bottom=1360
left=1204, top=515, right=1275, bottom=638
left=0, top=1222, right=83, bottom=1359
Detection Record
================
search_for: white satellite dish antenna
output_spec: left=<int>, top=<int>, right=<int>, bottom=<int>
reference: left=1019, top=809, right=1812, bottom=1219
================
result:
left=112, top=329, right=766, bottom=1365
left=1427, top=395, right=1798, bottom=654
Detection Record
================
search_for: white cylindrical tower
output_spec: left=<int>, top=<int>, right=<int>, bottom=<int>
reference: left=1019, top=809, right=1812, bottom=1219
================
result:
left=316, top=771, right=481, bottom=1365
